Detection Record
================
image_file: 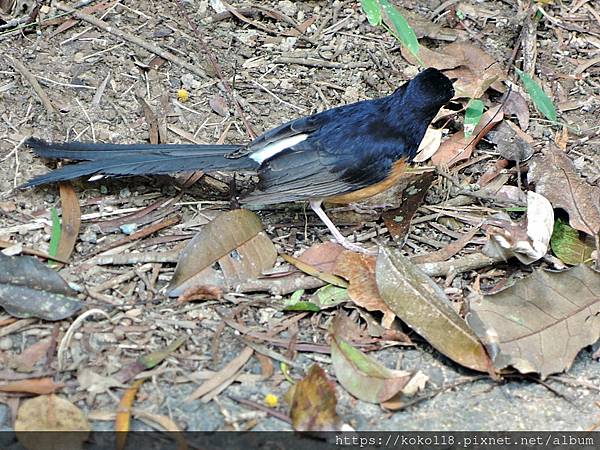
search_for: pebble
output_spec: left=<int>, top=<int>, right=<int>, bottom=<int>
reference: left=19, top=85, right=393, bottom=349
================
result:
left=0, top=336, right=12, bottom=350
left=278, top=0, right=296, bottom=17
left=80, top=227, right=98, bottom=244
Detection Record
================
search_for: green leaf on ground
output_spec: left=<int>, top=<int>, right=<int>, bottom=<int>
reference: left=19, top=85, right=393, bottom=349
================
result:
left=360, top=0, right=381, bottom=26
left=515, top=68, right=557, bottom=124
left=464, top=99, right=484, bottom=138
left=379, top=0, right=422, bottom=64
left=48, top=207, right=61, bottom=258
left=551, top=218, right=595, bottom=265
left=330, top=334, right=411, bottom=403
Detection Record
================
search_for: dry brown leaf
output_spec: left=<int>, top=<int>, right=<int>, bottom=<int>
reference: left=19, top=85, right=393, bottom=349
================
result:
left=334, top=251, right=396, bottom=328
left=298, top=242, right=344, bottom=273
left=177, top=285, right=223, bottom=303
left=0, top=378, right=64, bottom=395
left=503, top=90, right=530, bottom=130
left=209, top=95, right=230, bottom=117
left=529, top=144, right=600, bottom=236
left=15, top=394, right=90, bottom=450
left=488, top=121, right=534, bottom=163
left=376, top=248, right=491, bottom=372
left=432, top=105, right=504, bottom=167
left=443, top=41, right=505, bottom=95
left=289, top=364, right=343, bottom=431
left=167, top=209, right=277, bottom=296
left=282, top=253, right=348, bottom=288
left=11, top=336, right=52, bottom=372
left=468, top=265, right=600, bottom=379
left=55, top=182, right=81, bottom=265
left=401, top=46, right=462, bottom=70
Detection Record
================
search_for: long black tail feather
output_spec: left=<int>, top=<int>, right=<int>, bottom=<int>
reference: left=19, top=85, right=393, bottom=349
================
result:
left=22, top=138, right=259, bottom=187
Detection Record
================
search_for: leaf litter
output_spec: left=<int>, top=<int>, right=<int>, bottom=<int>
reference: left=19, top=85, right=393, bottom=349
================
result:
left=1, top=0, right=600, bottom=433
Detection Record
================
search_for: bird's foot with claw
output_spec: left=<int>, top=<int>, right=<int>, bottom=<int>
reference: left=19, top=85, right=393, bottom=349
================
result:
left=348, top=203, right=393, bottom=215
left=336, top=238, right=378, bottom=255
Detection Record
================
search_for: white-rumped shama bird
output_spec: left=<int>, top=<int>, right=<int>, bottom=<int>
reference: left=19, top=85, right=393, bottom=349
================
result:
left=23, top=68, right=454, bottom=251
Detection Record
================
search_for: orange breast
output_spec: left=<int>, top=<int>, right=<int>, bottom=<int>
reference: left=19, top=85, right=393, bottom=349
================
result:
left=325, top=159, right=407, bottom=204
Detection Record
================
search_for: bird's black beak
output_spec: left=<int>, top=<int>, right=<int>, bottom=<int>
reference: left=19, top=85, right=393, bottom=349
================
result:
left=449, top=77, right=458, bottom=84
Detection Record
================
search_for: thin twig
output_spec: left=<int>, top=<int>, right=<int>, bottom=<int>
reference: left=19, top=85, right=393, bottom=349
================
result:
left=53, top=2, right=207, bottom=80
left=5, top=55, right=55, bottom=114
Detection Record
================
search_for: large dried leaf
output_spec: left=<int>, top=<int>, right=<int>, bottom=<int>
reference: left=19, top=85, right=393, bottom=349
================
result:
left=0, top=254, right=83, bottom=320
left=488, top=120, right=534, bottom=163
left=330, top=333, right=411, bottom=404
left=529, top=144, right=600, bottom=236
left=468, top=265, right=600, bottom=379
left=334, top=251, right=395, bottom=328
left=376, top=248, right=491, bottom=372
left=289, top=364, right=343, bottom=431
left=167, top=209, right=277, bottom=296
left=15, top=394, right=90, bottom=450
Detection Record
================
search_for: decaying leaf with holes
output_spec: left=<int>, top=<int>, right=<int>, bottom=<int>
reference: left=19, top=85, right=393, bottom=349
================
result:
left=288, top=364, right=344, bottom=431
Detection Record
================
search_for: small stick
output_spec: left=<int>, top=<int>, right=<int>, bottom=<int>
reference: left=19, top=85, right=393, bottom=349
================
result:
left=86, top=215, right=180, bottom=256
left=5, top=55, right=55, bottom=114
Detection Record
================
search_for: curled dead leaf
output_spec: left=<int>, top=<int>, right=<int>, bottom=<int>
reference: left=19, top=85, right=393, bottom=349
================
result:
left=529, top=144, right=600, bottom=236
left=483, top=191, right=554, bottom=264
left=334, top=251, right=395, bottom=328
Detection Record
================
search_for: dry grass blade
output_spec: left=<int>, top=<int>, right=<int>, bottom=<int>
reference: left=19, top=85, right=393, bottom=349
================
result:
left=116, top=379, right=145, bottom=450
left=187, top=346, right=253, bottom=402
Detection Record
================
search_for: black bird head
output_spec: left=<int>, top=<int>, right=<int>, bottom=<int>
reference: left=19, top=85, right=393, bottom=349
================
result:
left=405, top=67, right=455, bottom=112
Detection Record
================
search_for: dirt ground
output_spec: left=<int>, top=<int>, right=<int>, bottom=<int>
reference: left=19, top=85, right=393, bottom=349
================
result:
left=1, top=0, right=600, bottom=434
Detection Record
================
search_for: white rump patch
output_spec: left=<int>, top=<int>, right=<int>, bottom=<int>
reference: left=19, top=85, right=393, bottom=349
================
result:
left=88, top=174, right=104, bottom=182
left=249, top=134, right=308, bottom=164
